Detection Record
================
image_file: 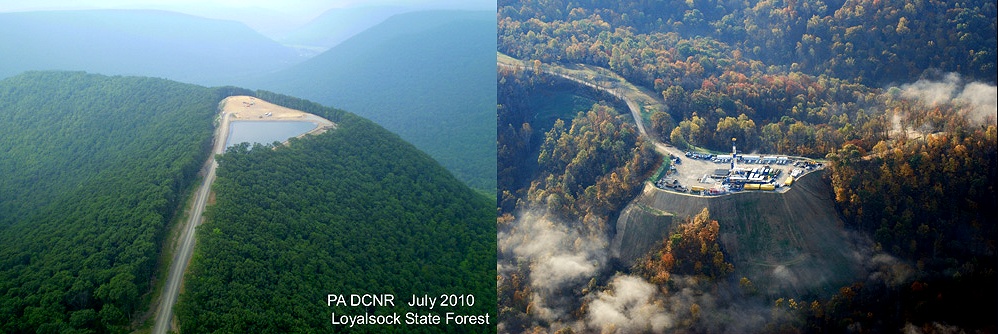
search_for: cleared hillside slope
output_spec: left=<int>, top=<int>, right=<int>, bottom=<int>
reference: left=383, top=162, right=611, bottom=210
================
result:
left=613, top=171, right=865, bottom=295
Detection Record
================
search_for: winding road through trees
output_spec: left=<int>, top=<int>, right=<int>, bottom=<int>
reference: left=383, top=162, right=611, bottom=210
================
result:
left=498, top=53, right=820, bottom=193
left=498, top=53, right=679, bottom=158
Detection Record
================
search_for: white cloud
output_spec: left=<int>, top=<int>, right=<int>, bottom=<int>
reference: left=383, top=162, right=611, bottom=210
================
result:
left=899, top=72, right=998, bottom=125
left=586, top=275, right=674, bottom=333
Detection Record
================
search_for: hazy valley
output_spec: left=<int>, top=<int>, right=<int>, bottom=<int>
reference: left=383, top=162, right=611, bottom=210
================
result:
left=0, top=4, right=496, bottom=333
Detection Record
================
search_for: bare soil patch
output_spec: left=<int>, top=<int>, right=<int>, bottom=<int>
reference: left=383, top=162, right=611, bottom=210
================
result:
left=216, top=96, right=336, bottom=153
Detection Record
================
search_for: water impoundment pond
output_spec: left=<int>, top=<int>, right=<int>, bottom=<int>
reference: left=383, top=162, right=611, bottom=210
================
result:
left=225, top=121, right=317, bottom=149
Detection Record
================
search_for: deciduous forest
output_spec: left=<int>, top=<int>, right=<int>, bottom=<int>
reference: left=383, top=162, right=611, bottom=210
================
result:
left=498, top=0, right=996, bottom=332
left=1, top=72, right=496, bottom=333
left=498, top=66, right=663, bottom=332
left=500, top=0, right=995, bottom=155
left=176, top=100, right=496, bottom=333
left=0, top=72, right=217, bottom=333
left=252, top=11, right=497, bottom=192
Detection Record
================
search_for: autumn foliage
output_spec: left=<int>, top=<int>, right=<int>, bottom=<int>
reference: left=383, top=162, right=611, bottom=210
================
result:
left=638, top=208, right=734, bottom=285
left=828, top=126, right=997, bottom=266
left=528, top=103, right=658, bottom=225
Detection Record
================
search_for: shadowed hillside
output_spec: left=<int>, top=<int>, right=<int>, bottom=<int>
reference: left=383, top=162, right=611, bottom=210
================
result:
left=247, top=10, right=496, bottom=191
left=276, top=6, right=411, bottom=50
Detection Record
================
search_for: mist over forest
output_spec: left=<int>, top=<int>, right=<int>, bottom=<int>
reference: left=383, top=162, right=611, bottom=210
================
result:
left=498, top=0, right=996, bottom=332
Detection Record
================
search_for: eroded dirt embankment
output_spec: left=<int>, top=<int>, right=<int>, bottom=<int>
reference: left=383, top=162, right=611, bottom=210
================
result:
left=612, top=171, right=865, bottom=295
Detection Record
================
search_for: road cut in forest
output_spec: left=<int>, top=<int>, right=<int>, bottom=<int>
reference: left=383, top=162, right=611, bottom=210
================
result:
left=153, top=96, right=335, bottom=334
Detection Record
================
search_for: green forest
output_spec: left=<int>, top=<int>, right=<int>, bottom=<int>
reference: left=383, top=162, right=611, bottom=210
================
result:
left=1, top=72, right=496, bottom=333
left=176, top=99, right=496, bottom=333
left=252, top=11, right=497, bottom=192
left=0, top=71, right=218, bottom=333
left=498, top=0, right=996, bottom=332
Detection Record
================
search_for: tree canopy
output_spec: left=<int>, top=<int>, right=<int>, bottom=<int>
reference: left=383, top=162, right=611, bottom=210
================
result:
left=499, top=0, right=996, bottom=331
left=176, top=100, right=496, bottom=333
left=1, top=72, right=496, bottom=333
left=499, top=0, right=995, bottom=156
left=0, top=71, right=218, bottom=333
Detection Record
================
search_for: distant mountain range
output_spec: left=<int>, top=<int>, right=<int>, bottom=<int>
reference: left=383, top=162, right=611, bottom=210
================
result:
left=0, top=10, right=304, bottom=85
left=0, top=70, right=495, bottom=333
left=244, top=10, right=497, bottom=190
left=276, top=5, right=413, bottom=51
left=0, top=8, right=496, bottom=190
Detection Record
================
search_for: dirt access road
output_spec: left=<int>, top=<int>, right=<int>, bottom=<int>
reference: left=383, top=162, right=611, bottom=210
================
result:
left=498, top=53, right=818, bottom=192
left=502, top=55, right=860, bottom=292
left=152, top=96, right=334, bottom=334
left=499, top=53, right=676, bottom=156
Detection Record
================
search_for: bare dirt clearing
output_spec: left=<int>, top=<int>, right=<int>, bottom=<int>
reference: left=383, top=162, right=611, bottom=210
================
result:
left=218, top=95, right=336, bottom=151
left=613, top=171, right=864, bottom=295
left=153, top=96, right=335, bottom=334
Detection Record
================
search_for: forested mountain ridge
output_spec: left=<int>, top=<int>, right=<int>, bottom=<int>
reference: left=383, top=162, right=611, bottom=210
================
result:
left=499, top=0, right=996, bottom=332
left=276, top=5, right=411, bottom=50
left=0, top=8, right=496, bottom=191
left=0, top=10, right=304, bottom=85
left=500, top=0, right=996, bottom=156
left=500, top=0, right=996, bottom=87
left=0, top=71, right=218, bottom=333
left=176, top=96, right=496, bottom=333
left=0, top=72, right=495, bottom=333
left=247, top=10, right=497, bottom=191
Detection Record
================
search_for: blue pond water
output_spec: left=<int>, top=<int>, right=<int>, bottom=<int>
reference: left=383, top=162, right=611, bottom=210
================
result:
left=225, top=121, right=317, bottom=149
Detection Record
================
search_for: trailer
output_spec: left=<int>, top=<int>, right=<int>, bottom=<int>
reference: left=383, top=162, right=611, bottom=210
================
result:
left=760, top=184, right=776, bottom=191
left=744, top=183, right=761, bottom=190
left=783, top=176, right=794, bottom=186
left=741, top=155, right=761, bottom=163
left=712, top=154, right=733, bottom=163
left=761, top=156, right=779, bottom=164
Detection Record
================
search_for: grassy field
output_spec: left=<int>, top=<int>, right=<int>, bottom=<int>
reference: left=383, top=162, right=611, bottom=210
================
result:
left=528, top=86, right=598, bottom=131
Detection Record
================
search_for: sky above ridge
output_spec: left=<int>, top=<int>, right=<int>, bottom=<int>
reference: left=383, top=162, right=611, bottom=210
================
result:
left=0, top=0, right=494, bottom=37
